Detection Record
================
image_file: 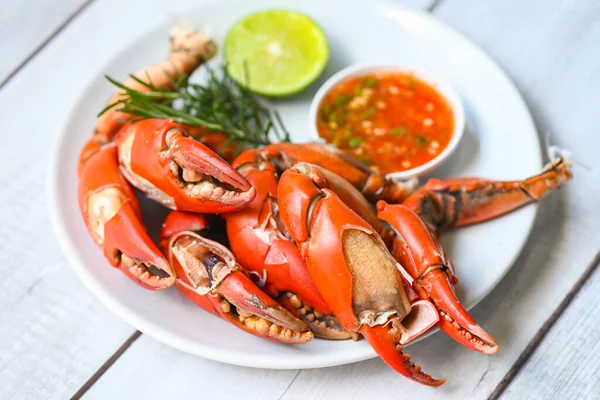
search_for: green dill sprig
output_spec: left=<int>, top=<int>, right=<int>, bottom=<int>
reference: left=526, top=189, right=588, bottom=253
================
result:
left=100, top=65, right=290, bottom=152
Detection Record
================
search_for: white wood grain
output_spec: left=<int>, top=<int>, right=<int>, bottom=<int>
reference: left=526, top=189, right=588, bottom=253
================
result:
left=83, top=335, right=300, bottom=400
left=0, top=0, right=431, bottom=398
left=77, top=1, right=600, bottom=399
left=0, top=112, right=134, bottom=399
left=503, top=262, right=600, bottom=400
left=0, top=0, right=87, bottom=83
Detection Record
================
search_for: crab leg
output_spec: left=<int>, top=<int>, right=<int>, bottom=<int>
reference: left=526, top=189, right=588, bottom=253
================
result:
left=116, top=118, right=255, bottom=212
left=262, top=143, right=418, bottom=203
left=225, top=151, right=353, bottom=340
left=78, top=27, right=216, bottom=174
left=277, top=165, right=443, bottom=386
left=160, top=211, right=312, bottom=344
left=403, top=157, right=572, bottom=233
left=377, top=201, right=498, bottom=354
left=78, top=142, right=174, bottom=290
left=96, top=26, right=216, bottom=141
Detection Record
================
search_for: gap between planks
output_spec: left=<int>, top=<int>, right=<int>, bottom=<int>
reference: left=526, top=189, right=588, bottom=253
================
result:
left=427, top=0, right=443, bottom=12
left=0, top=0, right=97, bottom=91
left=488, top=250, right=600, bottom=400
left=70, top=331, right=142, bottom=400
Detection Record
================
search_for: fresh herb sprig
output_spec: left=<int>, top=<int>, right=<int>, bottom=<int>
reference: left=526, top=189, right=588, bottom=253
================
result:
left=100, top=65, right=290, bottom=152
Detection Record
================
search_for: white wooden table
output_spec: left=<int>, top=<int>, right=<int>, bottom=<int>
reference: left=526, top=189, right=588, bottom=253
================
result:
left=1, top=0, right=599, bottom=398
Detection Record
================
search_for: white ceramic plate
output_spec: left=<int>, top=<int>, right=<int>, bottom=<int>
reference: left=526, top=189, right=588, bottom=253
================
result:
left=47, top=0, right=541, bottom=369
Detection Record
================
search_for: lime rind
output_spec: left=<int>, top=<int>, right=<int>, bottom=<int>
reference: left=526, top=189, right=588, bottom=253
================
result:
left=224, top=9, right=329, bottom=97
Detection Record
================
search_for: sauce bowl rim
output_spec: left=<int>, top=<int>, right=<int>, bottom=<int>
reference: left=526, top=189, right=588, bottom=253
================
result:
left=308, top=62, right=466, bottom=180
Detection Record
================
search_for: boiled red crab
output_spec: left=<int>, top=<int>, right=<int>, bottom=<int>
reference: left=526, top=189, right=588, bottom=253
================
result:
left=115, top=118, right=255, bottom=212
left=159, top=211, right=313, bottom=344
left=79, top=127, right=571, bottom=384
left=377, top=202, right=497, bottom=353
left=78, top=142, right=174, bottom=290
left=276, top=163, right=444, bottom=385
left=223, top=145, right=570, bottom=384
left=78, top=27, right=255, bottom=289
left=225, top=147, right=436, bottom=344
left=79, top=119, right=256, bottom=289
left=376, top=156, right=572, bottom=353
left=76, top=26, right=573, bottom=387
left=224, top=149, right=350, bottom=340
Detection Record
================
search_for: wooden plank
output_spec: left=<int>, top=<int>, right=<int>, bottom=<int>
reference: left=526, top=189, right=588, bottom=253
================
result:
left=502, top=256, right=600, bottom=400
left=81, top=335, right=300, bottom=400
left=0, top=0, right=88, bottom=85
left=0, top=0, right=141, bottom=393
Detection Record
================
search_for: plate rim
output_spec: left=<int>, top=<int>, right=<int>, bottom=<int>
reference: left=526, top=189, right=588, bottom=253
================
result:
left=46, top=0, right=540, bottom=370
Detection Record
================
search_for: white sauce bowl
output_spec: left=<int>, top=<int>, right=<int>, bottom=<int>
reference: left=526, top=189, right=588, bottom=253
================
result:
left=308, top=63, right=465, bottom=180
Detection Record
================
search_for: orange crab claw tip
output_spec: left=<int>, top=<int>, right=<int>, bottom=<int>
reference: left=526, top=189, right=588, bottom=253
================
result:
left=466, top=323, right=499, bottom=354
left=218, top=271, right=309, bottom=333
left=120, top=256, right=175, bottom=290
left=168, top=134, right=253, bottom=192
left=438, top=316, right=499, bottom=355
left=359, top=325, right=445, bottom=387
left=423, top=270, right=498, bottom=354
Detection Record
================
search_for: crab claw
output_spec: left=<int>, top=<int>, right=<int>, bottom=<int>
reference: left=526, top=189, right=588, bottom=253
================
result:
left=277, top=165, right=443, bottom=386
left=360, top=324, right=445, bottom=386
left=226, top=153, right=355, bottom=340
left=263, top=143, right=418, bottom=203
left=403, top=156, right=573, bottom=233
left=116, top=118, right=255, bottom=213
left=377, top=201, right=499, bottom=354
left=183, top=126, right=238, bottom=163
left=78, top=135, right=108, bottom=177
left=78, top=142, right=174, bottom=290
left=94, top=26, right=216, bottom=143
left=161, top=211, right=313, bottom=344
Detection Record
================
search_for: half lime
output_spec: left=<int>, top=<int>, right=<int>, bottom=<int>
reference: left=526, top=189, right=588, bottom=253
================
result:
left=224, top=9, right=329, bottom=97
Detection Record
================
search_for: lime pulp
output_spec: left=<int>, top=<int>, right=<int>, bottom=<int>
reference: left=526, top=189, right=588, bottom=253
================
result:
left=224, top=9, right=329, bottom=97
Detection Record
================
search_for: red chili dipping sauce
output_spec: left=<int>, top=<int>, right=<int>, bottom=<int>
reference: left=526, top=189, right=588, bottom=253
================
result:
left=316, top=71, right=455, bottom=173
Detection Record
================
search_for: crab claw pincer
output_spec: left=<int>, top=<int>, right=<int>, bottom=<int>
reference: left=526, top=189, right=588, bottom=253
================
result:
left=116, top=118, right=256, bottom=213
left=226, top=152, right=355, bottom=340
left=377, top=201, right=499, bottom=354
left=402, top=156, right=573, bottom=233
left=160, top=211, right=313, bottom=344
left=78, top=142, right=174, bottom=289
left=277, top=164, right=444, bottom=386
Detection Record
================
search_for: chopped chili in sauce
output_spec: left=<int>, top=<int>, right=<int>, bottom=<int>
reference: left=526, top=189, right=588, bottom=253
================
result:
left=316, top=71, right=454, bottom=173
